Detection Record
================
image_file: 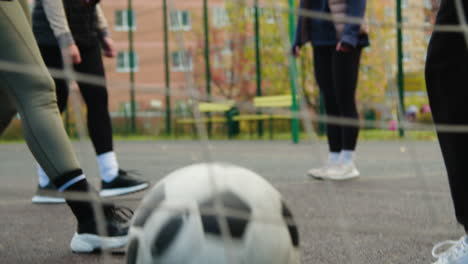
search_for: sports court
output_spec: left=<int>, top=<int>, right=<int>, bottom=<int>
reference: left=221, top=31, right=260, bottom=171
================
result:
left=2, top=0, right=467, bottom=262
left=0, top=140, right=461, bottom=263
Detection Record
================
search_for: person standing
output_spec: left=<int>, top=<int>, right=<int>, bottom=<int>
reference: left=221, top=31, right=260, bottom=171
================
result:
left=292, top=0, right=369, bottom=180
left=30, top=0, right=149, bottom=203
left=425, top=0, right=468, bottom=263
left=0, top=0, right=130, bottom=253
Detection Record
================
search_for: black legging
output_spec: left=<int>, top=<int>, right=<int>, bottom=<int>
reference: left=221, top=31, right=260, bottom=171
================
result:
left=313, top=45, right=362, bottom=152
left=426, top=0, right=468, bottom=230
left=38, top=44, right=113, bottom=155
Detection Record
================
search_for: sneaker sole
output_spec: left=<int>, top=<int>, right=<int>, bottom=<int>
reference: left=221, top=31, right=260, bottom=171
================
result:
left=32, top=195, right=66, bottom=204
left=100, top=183, right=149, bottom=198
left=328, top=170, right=360, bottom=181
left=307, top=171, right=325, bottom=180
left=70, top=233, right=128, bottom=253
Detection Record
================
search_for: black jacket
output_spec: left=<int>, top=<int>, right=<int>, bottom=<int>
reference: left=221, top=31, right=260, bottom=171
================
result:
left=32, top=0, right=99, bottom=47
left=294, top=0, right=369, bottom=47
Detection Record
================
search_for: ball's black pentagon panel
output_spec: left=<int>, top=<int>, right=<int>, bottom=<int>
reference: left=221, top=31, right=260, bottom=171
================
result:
left=127, top=238, right=139, bottom=264
left=133, top=184, right=166, bottom=227
left=200, top=191, right=252, bottom=239
left=282, top=201, right=299, bottom=247
left=151, top=214, right=184, bottom=257
left=200, top=190, right=252, bottom=216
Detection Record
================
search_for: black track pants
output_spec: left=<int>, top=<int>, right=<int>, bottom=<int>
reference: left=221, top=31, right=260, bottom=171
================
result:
left=38, top=44, right=114, bottom=155
left=426, top=0, right=468, bottom=230
left=313, top=45, right=362, bottom=152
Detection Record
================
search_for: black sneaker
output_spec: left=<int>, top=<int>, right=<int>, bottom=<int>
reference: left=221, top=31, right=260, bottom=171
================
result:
left=100, top=169, right=149, bottom=197
left=31, top=183, right=65, bottom=204
left=71, top=205, right=133, bottom=253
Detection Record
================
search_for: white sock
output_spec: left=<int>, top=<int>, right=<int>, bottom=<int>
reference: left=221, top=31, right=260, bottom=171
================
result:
left=97, top=151, right=119, bottom=183
left=340, top=150, right=355, bottom=165
left=37, top=164, right=50, bottom=188
left=328, top=152, right=341, bottom=165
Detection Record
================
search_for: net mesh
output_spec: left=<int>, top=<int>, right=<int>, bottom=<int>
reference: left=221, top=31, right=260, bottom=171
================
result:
left=2, top=0, right=468, bottom=263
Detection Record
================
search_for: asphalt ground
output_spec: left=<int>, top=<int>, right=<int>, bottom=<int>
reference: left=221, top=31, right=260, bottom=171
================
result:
left=0, top=140, right=463, bottom=264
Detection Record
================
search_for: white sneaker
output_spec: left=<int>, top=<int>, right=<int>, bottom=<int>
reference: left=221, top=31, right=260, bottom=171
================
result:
left=307, top=163, right=340, bottom=179
left=432, top=236, right=468, bottom=264
left=325, top=162, right=360, bottom=181
left=70, top=233, right=128, bottom=253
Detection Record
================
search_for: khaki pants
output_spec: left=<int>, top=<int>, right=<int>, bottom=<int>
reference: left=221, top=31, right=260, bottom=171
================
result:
left=0, top=0, right=81, bottom=183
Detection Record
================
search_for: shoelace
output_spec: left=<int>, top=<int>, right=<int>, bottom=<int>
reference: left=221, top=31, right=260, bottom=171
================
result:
left=104, top=205, right=134, bottom=224
left=432, top=237, right=468, bottom=261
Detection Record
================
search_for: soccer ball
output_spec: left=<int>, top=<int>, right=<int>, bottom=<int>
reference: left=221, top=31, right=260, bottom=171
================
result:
left=127, top=163, right=300, bottom=264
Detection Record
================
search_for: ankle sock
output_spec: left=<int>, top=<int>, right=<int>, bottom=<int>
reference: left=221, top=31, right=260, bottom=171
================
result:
left=340, top=150, right=355, bottom=164
left=37, top=164, right=50, bottom=188
left=97, top=151, right=119, bottom=183
left=328, top=152, right=341, bottom=165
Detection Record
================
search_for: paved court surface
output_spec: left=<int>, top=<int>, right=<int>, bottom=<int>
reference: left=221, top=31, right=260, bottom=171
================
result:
left=0, top=140, right=463, bottom=263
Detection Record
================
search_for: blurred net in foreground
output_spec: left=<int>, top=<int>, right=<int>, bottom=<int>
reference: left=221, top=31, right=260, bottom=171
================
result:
left=5, top=0, right=468, bottom=263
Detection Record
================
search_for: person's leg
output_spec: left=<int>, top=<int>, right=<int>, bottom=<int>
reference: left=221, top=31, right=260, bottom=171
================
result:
left=0, top=1, right=128, bottom=252
left=307, top=46, right=342, bottom=179
left=74, top=45, right=113, bottom=156
left=0, top=88, right=17, bottom=134
left=35, top=44, right=115, bottom=187
left=38, top=45, right=69, bottom=113
left=75, top=44, right=148, bottom=196
left=32, top=44, right=147, bottom=198
left=426, top=0, right=468, bottom=232
left=313, top=46, right=342, bottom=155
left=332, top=47, right=362, bottom=164
left=33, top=45, right=69, bottom=191
left=0, top=3, right=80, bottom=181
left=17, top=0, right=30, bottom=25
left=426, top=0, right=468, bottom=262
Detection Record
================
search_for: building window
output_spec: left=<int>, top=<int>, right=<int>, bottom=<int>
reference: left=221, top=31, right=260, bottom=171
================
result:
left=213, top=46, right=233, bottom=69
left=403, top=52, right=411, bottom=62
left=172, top=51, right=192, bottom=72
left=424, top=0, right=432, bottom=9
left=119, top=102, right=139, bottom=113
left=115, top=10, right=136, bottom=32
left=402, top=34, right=411, bottom=43
left=384, top=7, right=393, bottom=17
left=117, top=51, right=139, bottom=73
left=402, top=0, right=409, bottom=8
left=212, top=6, right=230, bottom=28
left=170, top=10, right=191, bottom=31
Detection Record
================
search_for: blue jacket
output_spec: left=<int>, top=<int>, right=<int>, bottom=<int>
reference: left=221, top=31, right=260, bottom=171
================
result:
left=293, top=0, right=370, bottom=48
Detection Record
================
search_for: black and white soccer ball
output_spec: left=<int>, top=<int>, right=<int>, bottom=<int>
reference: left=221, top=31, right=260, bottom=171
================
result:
left=127, top=163, right=300, bottom=264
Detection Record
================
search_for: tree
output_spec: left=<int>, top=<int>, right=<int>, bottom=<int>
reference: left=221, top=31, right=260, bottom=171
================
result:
left=188, top=0, right=406, bottom=116
left=190, top=0, right=313, bottom=103
left=190, top=1, right=255, bottom=101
